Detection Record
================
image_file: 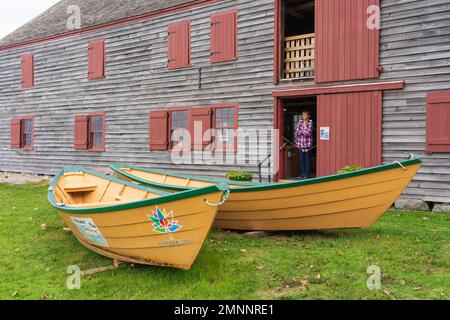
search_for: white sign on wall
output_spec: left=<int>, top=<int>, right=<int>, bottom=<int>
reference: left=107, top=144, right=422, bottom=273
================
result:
left=320, top=127, right=330, bottom=141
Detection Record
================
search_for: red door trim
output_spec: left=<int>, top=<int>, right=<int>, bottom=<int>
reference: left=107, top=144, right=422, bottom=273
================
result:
left=272, top=81, right=404, bottom=98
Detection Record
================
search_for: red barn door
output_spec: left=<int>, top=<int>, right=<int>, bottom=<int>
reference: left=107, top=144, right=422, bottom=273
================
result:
left=315, top=0, right=380, bottom=83
left=316, top=91, right=382, bottom=177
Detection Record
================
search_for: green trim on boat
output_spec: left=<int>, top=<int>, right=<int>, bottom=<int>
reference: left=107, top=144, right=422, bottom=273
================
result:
left=48, top=167, right=229, bottom=214
left=110, top=159, right=423, bottom=193
left=110, top=163, right=270, bottom=192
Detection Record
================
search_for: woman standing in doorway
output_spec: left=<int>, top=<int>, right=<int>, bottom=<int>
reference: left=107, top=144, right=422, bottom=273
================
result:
left=295, top=110, right=314, bottom=179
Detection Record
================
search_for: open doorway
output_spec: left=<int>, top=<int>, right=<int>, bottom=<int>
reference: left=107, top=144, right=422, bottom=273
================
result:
left=284, top=0, right=315, bottom=37
left=281, top=0, right=315, bottom=80
left=282, top=97, right=317, bottom=179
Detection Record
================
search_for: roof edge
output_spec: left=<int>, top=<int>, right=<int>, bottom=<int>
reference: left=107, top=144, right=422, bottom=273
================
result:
left=0, top=0, right=223, bottom=53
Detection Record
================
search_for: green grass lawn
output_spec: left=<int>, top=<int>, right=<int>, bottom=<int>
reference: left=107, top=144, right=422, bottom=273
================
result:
left=0, top=182, right=449, bottom=300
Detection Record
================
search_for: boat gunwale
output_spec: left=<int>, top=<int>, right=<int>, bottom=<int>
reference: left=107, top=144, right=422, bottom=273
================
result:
left=48, top=167, right=229, bottom=214
left=109, top=163, right=270, bottom=191
left=110, top=159, right=423, bottom=193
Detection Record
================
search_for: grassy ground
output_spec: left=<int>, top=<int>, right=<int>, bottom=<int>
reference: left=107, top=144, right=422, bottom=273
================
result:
left=0, top=182, right=449, bottom=300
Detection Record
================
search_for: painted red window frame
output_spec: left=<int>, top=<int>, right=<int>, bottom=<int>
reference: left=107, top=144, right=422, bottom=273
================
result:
left=88, top=112, right=106, bottom=152
left=11, top=116, right=34, bottom=150
left=212, top=103, right=238, bottom=153
left=426, top=91, right=450, bottom=153
left=210, top=10, right=238, bottom=64
left=168, top=107, right=192, bottom=150
left=167, top=21, right=191, bottom=70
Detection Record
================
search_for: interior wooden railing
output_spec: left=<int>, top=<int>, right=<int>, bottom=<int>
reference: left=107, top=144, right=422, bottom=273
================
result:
left=283, top=33, right=315, bottom=80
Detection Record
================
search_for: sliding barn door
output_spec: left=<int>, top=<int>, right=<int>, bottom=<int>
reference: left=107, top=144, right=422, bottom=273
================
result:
left=316, top=91, right=382, bottom=177
left=315, top=0, right=380, bottom=82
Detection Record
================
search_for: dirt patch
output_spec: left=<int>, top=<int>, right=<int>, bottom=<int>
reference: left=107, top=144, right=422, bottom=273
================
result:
left=0, top=171, right=50, bottom=185
left=260, top=276, right=310, bottom=298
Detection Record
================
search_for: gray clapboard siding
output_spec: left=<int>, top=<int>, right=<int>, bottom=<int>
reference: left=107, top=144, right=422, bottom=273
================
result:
left=0, top=0, right=449, bottom=203
left=0, top=0, right=276, bottom=182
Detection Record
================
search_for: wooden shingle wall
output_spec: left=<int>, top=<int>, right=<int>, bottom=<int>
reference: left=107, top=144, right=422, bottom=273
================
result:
left=0, top=0, right=275, bottom=179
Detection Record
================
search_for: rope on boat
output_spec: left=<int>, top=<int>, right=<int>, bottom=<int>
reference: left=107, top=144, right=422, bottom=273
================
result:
left=393, top=161, right=407, bottom=170
left=205, top=189, right=231, bottom=207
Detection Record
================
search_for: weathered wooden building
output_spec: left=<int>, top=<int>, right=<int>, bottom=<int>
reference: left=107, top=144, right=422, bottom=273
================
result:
left=0, top=0, right=449, bottom=208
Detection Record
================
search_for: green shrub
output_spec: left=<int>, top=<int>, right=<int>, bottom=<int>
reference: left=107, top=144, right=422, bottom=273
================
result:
left=338, top=165, right=364, bottom=174
left=226, top=170, right=253, bottom=182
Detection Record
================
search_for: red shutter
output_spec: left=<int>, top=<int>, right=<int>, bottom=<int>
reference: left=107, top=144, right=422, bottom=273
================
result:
left=190, top=108, right=212, bottom=150
left=88, top=40, right=105, bottom=80
left=21, top=54, right=34, bottom=88
left=168, top=21, right=191, bottom=69
left=74, top=115, right=89, bottom=150
left=10, top=119, right=21, bottom=149
left=315, top=0, right=380, bottom=83
left=211, top=10, right=238, bottom=63
left=150, top=111, right=169, bottom=151
left=426, top=92, right=450, bottom=153
left=317, top=91, right=382, bottom=177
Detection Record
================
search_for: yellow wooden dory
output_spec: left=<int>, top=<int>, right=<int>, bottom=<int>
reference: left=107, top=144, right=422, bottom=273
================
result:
left=48, top=168, right=228, bottom=270
left=110, top=159, right=422, bottom=231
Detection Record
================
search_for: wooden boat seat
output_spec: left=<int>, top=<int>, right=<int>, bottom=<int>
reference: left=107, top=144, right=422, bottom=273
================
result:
left=115, top=195, right=131, bottom=201
left=64, top=184, right=97, bottom=193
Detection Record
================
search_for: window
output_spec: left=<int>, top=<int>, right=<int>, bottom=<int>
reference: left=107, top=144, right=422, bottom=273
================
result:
left=210, top=10, right=238, bottom=63
left=427, top=91, right=450, bottom=153
left=74, top=113, right=105, bottom=151
left=89, top=114, right=105, bottom=150
left=11, top=117, right=34, bottom=150
left=21, top=54, right=34, bottom=88
left=88, top=39, right=106, bottom=80
left=213, top=104, right=238, bottom=151
left=149, top=105, right=238, bottom=152
left=168, top=21, right=191, bottom=70
left=170, top=108, right=190, bottom=149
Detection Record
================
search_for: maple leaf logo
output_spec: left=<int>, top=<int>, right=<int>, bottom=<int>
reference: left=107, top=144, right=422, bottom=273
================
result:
left=148, top=207, right=182, bottom=235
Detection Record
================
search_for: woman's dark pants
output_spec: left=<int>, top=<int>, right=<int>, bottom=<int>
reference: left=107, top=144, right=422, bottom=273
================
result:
left=299, top=150, right=310, bottom=178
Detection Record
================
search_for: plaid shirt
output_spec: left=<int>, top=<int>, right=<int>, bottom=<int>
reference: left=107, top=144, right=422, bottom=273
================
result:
left=295, top=120, right=313, bottom=149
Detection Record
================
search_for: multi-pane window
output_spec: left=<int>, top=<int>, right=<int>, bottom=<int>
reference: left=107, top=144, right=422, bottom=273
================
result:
left=149, top=105, right=238, bottom=152
left=74, top=113, right=105, bottom=151
left=21, top=119, right=33, bottom=148
left=11, top=117, right=34, bottom=150
left=89, top=115, right=105, bottom=149
left=170, top=110, right=189, bottom=149
left=214, top=106, right=236, bottom=151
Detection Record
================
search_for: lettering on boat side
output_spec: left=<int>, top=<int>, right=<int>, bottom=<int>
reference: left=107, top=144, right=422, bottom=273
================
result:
left=71, top=217, right=108, bottom=247
left=159, top=238, right=191, bottom=247
left=148, top=207, right=182, bottom=235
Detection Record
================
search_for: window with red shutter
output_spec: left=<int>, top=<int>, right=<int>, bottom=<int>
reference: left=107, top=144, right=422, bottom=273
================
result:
left=88, top=40, right=106, bottom=80
left=168, top=21, right=191, bottom=70
left=190, top=108, right=212, bottom=150
left=11, top=117, right=34, bottom=150
left=315, top=0, right=380, bottom=83
left=427, top=91, right=450, bottom=153
left=150, top=111, right=169, bottom=151
left=74, top=115, right=89, bottom=150
left=21, top=54, right=34, bottom=88
left=74, top=114, right=106, bottom=151
left=210, top=11, right=238, bottom=63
